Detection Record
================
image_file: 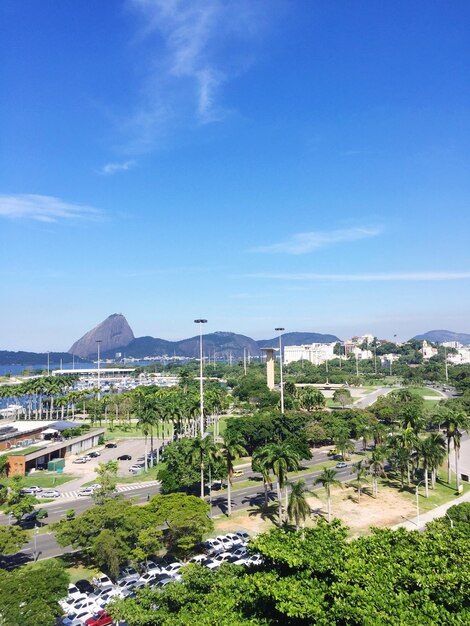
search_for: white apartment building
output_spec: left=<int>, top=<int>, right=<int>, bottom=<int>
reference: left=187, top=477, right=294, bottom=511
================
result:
left=441, top=341, right=463, bottom=349
left=284, top=342, right=336, bottom=365
left=350, top=346, right=373, bottom=360
left=447, top=348, right=470, bottom=365
left=380, top=353, right=400, bottom=367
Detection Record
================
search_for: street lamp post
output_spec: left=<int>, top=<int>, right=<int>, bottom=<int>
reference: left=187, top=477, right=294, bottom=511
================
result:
left=415, top=480, right=425, bottom=526
left=275, top=328, right=285, bottom=414
left=444, top=345, right=449, bottom=383
left=194, top=319, right=207, bottom=436
left=96, top=340, right=102, bottom=400
left=47, top=351, right=50, bottom=376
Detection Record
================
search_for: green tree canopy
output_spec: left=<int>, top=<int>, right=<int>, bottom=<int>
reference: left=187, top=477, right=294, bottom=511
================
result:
left=0, top=559, right=69, bottom=626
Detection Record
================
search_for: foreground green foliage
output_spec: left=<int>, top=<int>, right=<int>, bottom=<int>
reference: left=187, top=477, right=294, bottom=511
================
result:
left=110, top=512, right=470, bottom=626
left=0, top=559, right=69, bottom=626
left=54, top=493, right=213, bottom=576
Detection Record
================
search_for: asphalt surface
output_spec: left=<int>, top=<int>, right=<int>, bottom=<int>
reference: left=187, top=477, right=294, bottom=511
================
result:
left=1, top=459, right=355, bottom=564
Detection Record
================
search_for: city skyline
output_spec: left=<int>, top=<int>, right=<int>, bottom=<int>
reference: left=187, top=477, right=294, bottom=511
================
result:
left=1, top=1, right=470, bottom=350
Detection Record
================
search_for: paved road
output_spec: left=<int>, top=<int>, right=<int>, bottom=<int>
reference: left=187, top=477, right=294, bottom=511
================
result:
left=354, top=386, right=394, bottom=409
left=2, top=461, right=355, bottom=564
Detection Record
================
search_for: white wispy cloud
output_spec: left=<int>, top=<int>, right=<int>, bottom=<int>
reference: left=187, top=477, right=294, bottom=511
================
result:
left=124, top=0, right=267, bottom=149
left=99, top=160, right=136, bottom=176
left=0, top=194, right=103, bottom=223
left=252, top=226, right=382, bottom=254
left=243, top=271, right=470, bottom=282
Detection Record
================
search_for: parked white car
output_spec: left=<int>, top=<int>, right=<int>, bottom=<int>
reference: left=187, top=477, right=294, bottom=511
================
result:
left=205, top=552, right=232, bottom=569
left=160, top=562, right=182, bottom=577
left=38, top=489, right=60, bottom=498
left=21, top=486, right=43, bottom=494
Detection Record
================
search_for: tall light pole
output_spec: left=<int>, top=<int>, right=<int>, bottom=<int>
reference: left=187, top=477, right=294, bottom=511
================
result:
left=415, top=480, right=425, bottom=526
left=96, top=340, right=102, bottom=400
left=47, top=351, right=50, bottom=376
left=444, top=345, right=449, bottom=383
left=194, top=319, right=207, bottom=436
left=275, top=327, right=285, bottom=414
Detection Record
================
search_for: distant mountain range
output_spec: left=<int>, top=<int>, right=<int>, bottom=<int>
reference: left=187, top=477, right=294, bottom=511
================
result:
left=3, top=315, right=469, bottom=367
left=412, top=330, right=470, bottom=345
left=102, top=330, right=341, bottom=360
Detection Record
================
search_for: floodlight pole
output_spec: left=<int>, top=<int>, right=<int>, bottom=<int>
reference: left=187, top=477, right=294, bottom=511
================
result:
left=194, top=319, right=207, bottom=436
left=275, top=328, right=285, bottom=414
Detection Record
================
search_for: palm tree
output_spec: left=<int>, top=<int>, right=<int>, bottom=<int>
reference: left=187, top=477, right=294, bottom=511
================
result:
left=351, top=460, right=369, bottom=501
left=223, top=433, right=247, bottom=516
left=389, top=445, right=411, bottom=490
left=186, top=436, right=219, bottom=499
left=263, top=443, right=300, bottom=526
left=334, top=431, right=355, bottom=461
left=390, top=427, right=418, bottom=485
left=315, top=467, right=341, bottom=522
left=369, top=447, right=386, bottom=497
left=426, top=432, right=446, bottom=490
left=418, top=433, right=446, bottom=497
left=136, top=412, right=153, bottom=473
left=440, top=405, right=469, bottom=488
left=371, top=422, right=388, bottom=447
left=287, top=479, right=316, bottom=531
left=252, top=446, right=273, bottom=509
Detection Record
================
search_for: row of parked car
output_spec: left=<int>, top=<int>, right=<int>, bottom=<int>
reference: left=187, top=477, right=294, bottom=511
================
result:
left=59, top=531, right=262, bottom=626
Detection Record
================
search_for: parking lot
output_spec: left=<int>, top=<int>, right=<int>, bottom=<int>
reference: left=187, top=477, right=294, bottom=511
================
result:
left=59, top=437, right=156, bottom=492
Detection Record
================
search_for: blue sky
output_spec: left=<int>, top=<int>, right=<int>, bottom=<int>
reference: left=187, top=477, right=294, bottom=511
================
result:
left=1, top=0, right=470, bottom=351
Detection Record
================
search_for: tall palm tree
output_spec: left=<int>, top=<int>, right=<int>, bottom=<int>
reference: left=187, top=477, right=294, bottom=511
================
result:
left=252, top=446, right=273, bottom=509
left=369, top=447, right=386, bottom=497
left=390, top=427, right=418, bottom=485
left=263, top=443, right=300, bottom=526
left=315, top=467, right=341, bottom=522
left=186, top=436, right=219, bottom=499
left=426, top=432, right=446, bottom=490
left=136, top=412, right=153, bottom=473
left=351, top=460, right=369, bottom=501
left=334, top=431, right=355, bottom=461
left=388, top=445, right=411, bottom=490
left=440, top=405, right=469, bottom=488
left=287, top=479, right=316, bottom=531
left=418, top=433, right=446, bottom=497
left=371, top=422, right=388, bottom=447
left=223, top=433, right=247, bottom=516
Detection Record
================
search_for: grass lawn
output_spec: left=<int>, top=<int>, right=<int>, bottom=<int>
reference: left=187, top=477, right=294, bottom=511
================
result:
left=103, top=425, right=172, bottom=439
left=378, top=469, right=470, bottom=514
left=423, top=399, right=442, bottom=410
left=55, top=556, right=98, bottom=583
left=7, top=445, right=46, bottom=456
left=116, top=466, right=161, bottom=484
left=215, top=456, right=363, bottom=495
left=206, top=415, right=229, bottom=437
left=407, top=387, right=442, bottom=397
left=3, top=473, right=75, bottom=488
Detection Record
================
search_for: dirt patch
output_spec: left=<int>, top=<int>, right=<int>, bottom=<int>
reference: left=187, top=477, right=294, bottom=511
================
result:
left=308, top=484, right=416, bottom=536
left=213, top=485, right=416, bottom=538
left=215, top=512, right=272, bottom=536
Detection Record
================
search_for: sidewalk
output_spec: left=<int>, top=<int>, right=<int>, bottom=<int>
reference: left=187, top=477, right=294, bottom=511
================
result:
left=391, top=489, right=470, bottom=531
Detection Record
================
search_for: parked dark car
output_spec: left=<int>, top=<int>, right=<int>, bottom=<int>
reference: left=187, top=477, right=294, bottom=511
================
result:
left=20, top=509, right=48, bottom=526
left=88, top=451, right=101, bottom=458
left=105, top=443, right=117, bottom=449
left=117, top=454, right=132, bottom=461
left=75, top=579, right=95, bottom=594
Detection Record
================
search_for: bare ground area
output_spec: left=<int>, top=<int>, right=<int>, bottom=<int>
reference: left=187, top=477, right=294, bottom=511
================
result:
left=214, top=484, right=416, bottom=538
left=310, top=485, right=416, bottom=536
